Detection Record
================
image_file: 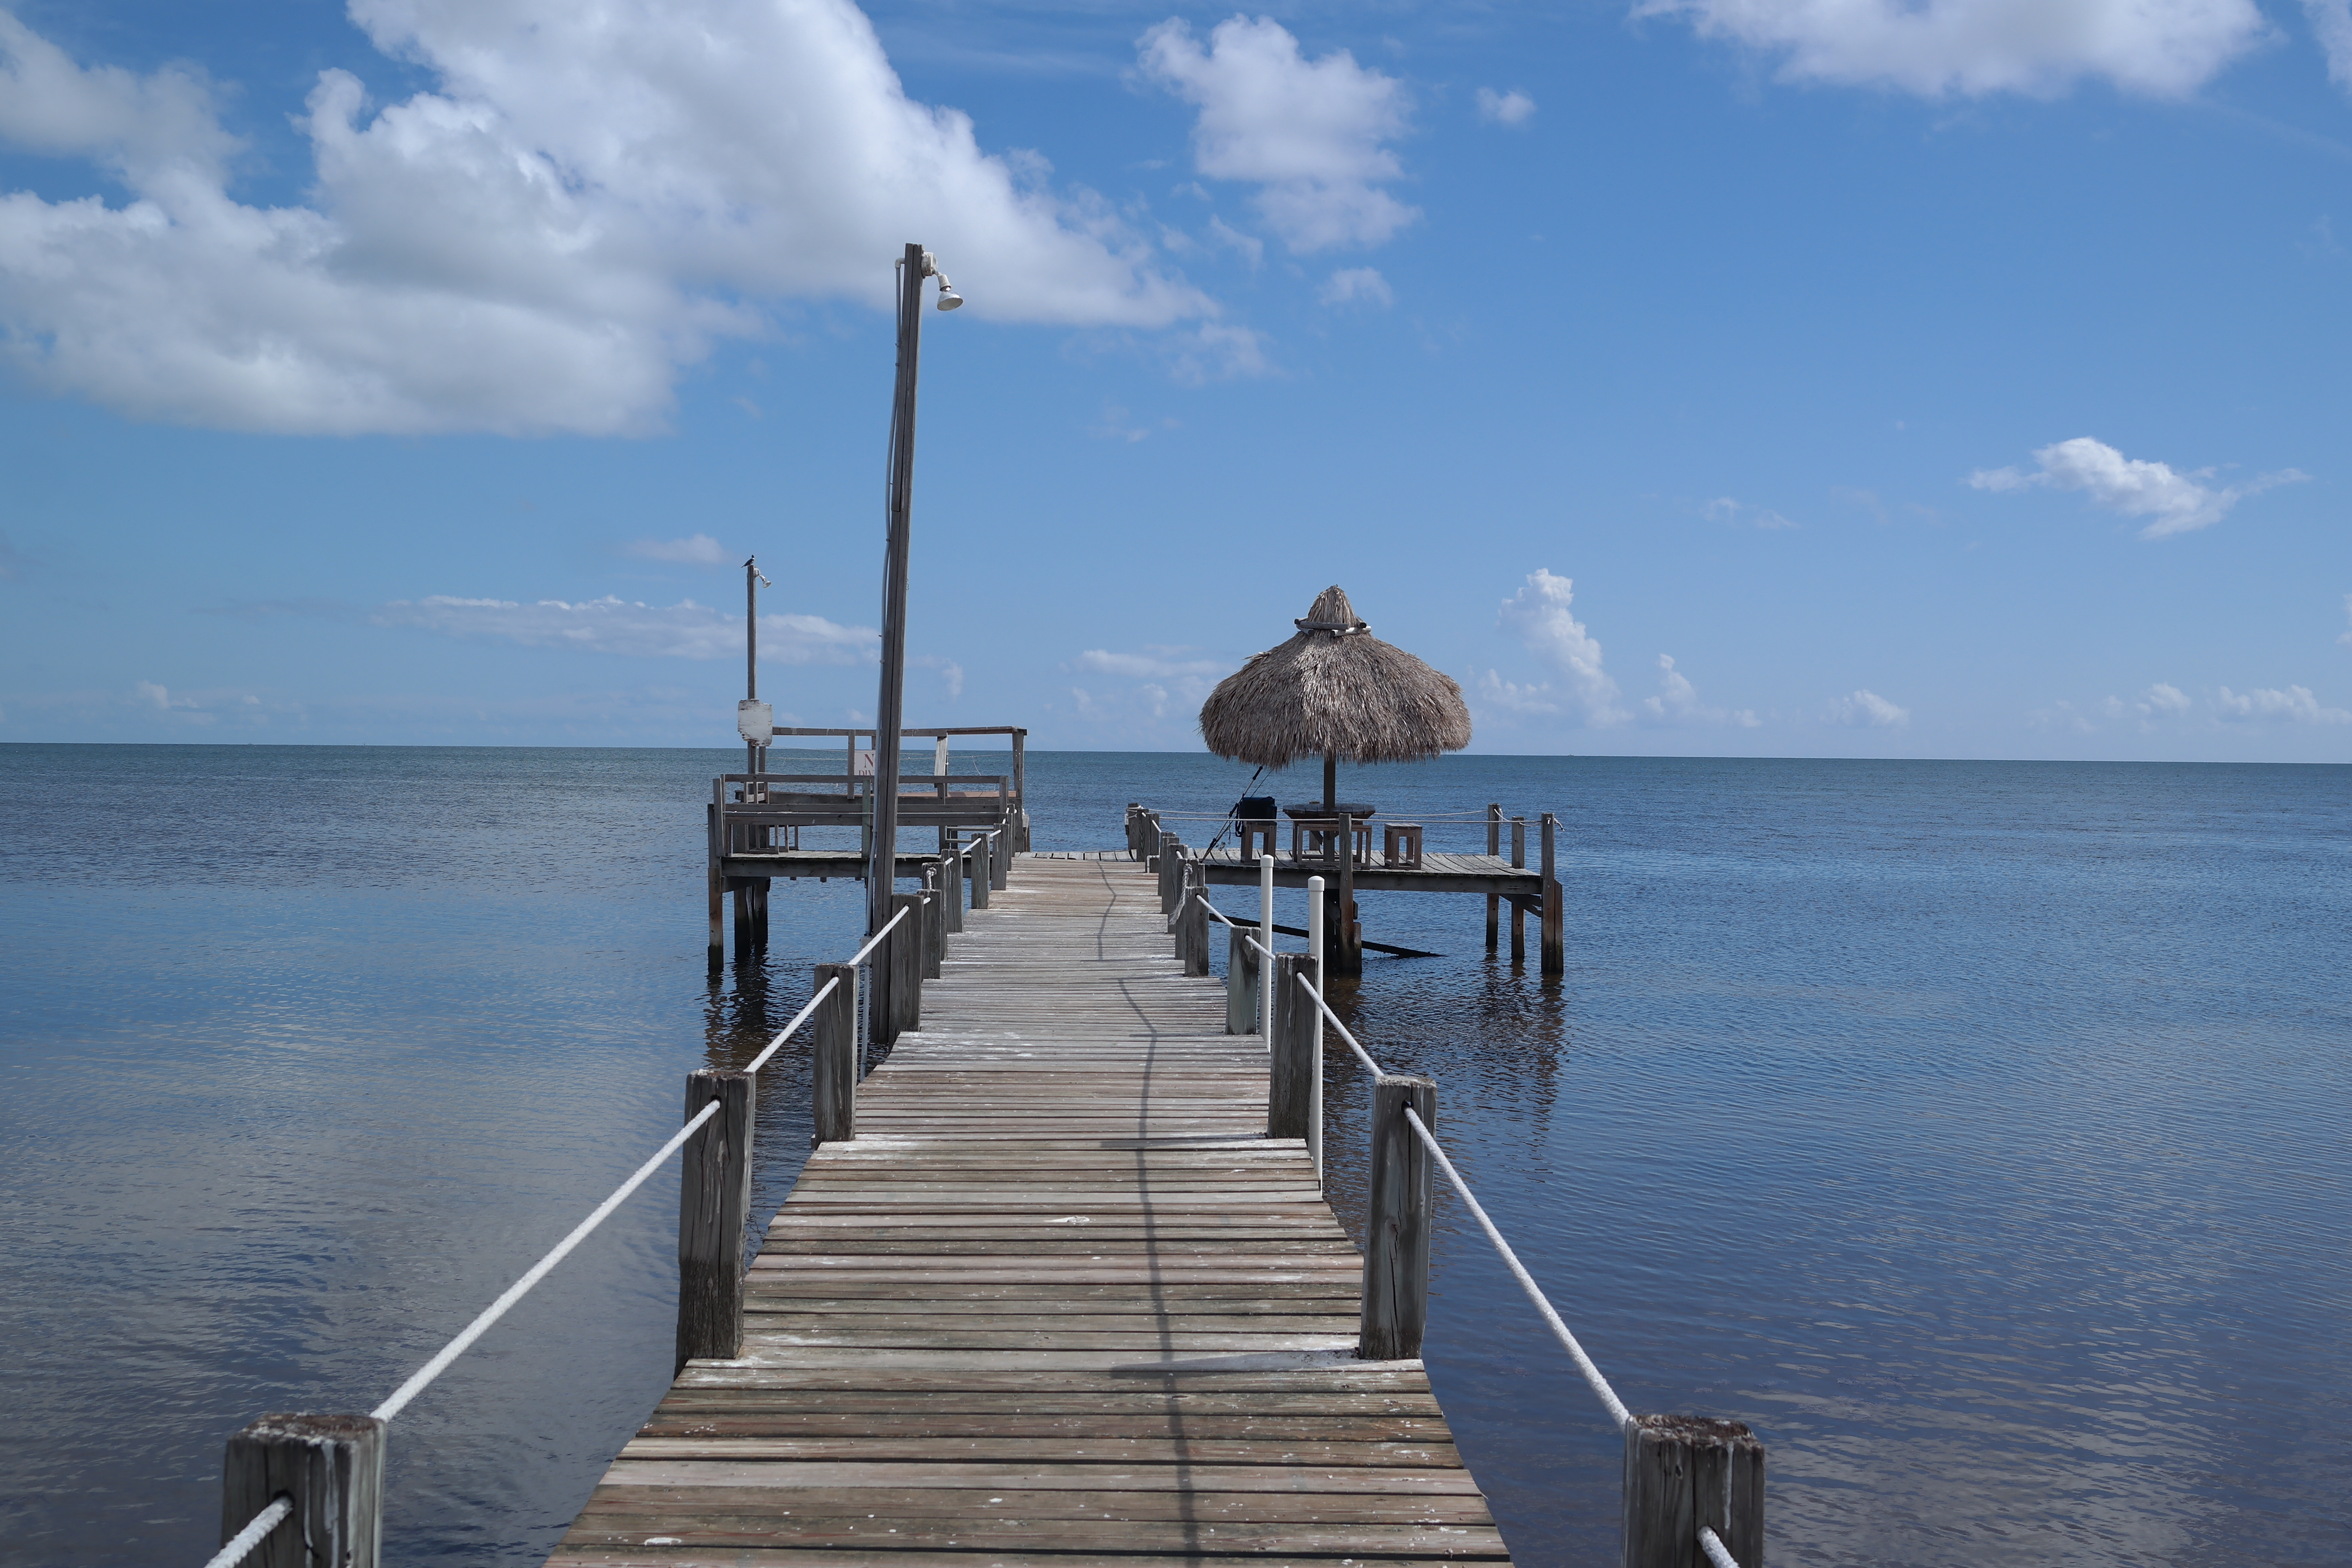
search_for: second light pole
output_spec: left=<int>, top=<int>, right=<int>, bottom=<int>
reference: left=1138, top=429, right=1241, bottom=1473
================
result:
left=865, top=242, right=963, bottom=981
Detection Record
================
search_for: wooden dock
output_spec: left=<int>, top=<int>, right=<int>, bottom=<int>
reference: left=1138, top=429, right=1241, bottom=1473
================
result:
left=551, top=855, right=1512, bottom=1566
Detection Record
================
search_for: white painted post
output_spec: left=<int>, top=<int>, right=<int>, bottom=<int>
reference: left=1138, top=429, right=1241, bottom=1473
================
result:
left=1259, top=854, right=1276, bottom=1047
left=1307, top=873, right=1326, bottom=1189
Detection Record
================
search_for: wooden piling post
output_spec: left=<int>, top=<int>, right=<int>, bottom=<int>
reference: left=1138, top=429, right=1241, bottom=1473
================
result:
left=706, top=866, right=724, bottom=968
left=1540, top=811, right=1563, bottom=976
left=1226, top=924, right=1259, bottom=1034
left=1327, top=818, right=1362, bottom=977
left=1622, top=1415, right=1764, bottom=1568
left=1267, top=952, right=1320, bottom=1138
left=1182, top=863, right=1210, bottom=977
left=220, top=1412, right=386, bottom=1568
left=1485, top=802, right=1501, bottom=952
left=731, top=882, right=752, bottom=947
left=920, top=885, right=943, bottom=979
left=812, top=962, right=857, bottom=1144
left=1510, top=816, right=1527, bottom=964
left=990, top=823, right=1010, bottom=891
left=1359, top=1073, right=1435, bottom=1361
left=889, top=891, right=925, bottom=1037
left=1012, top=730, right=1027, bottom=847
left=969, top=836, right=990, bottom=910
left=942, top=837, right=964, bottom=932
left=676, top=1068, right=754, bottom=1372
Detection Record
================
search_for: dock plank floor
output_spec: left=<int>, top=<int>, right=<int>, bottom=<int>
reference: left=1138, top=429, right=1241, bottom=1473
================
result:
left=550, top=857, right=1510, bottom=1567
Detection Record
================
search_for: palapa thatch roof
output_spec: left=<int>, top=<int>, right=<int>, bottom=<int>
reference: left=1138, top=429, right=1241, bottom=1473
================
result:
left=1198, top=586, right=1472, bottom=768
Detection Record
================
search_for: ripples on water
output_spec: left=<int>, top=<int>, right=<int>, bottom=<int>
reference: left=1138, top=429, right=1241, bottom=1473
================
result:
left=1, top=745, right=2345, bottom=1566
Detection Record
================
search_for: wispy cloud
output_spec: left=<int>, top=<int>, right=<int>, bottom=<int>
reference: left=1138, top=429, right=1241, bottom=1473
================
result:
left=1139, top=16, right=1416, bottom=253
left=371, top=595, right=873, bottom=662
left=1076, top=648, right=1229, bottom=679
left=2215, top=684, right=2352, bottom=724
left=1643, top=654, right=1759, bottom=727
left=1317, top=267, right=1393, bottom=308
left=623, top=533, right=729, bottom=566
left=1474, top=87, right=1536, bottom=126
left=1970, top=436, right=2308, bottom=539
left=1826, top=688, right=1909, bottom=728
left=2307, top=0, right=2352, bottom=91
left=1706, top=496, right=1798, bottom=530
left=1634, top=0, right=2269, bottom=99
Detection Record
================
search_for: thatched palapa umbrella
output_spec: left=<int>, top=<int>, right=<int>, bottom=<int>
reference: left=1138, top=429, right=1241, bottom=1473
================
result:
left=1198, top=585, right=1472, bottom=812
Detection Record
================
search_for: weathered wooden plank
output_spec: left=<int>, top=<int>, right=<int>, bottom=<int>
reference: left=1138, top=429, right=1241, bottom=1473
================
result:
left=554, top=856, right=1508, bottom=1568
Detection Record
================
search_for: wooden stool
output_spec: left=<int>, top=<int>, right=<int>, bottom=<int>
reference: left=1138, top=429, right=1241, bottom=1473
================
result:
left=1238, top=820, right=1280, bottom=861
left=1383, top=822, right=1424, bottom=869
left=1291, top=816, right=1343, bottom=862
left=1292, top=816, right=1375, bottom=864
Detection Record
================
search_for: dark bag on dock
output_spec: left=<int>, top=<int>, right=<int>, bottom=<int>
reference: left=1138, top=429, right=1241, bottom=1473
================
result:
left=1232, top=795, right=1277, bottom=823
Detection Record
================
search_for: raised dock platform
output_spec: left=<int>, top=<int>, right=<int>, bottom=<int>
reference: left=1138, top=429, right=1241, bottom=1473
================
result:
left=550, top=856, right=1511, bottom=1566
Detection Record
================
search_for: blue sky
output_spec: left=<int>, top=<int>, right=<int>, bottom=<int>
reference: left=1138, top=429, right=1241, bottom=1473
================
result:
left=2, top=0, right=2348, bottom=760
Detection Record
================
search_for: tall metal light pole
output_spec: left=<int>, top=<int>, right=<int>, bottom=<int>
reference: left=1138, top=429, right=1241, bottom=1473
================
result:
left=865, top=242, right=963, bottom=941
left=743, top=556, right=771, bottom=784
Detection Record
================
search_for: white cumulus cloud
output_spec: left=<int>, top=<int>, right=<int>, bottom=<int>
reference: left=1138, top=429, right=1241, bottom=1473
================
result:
left=1634, top=0, right=2271, bottom=98
left=1970, top=436, right=2307, bottom=539
left=1827, top=688, right=1909, bottom=727
left=2215, top=684, right=2352, bottom=724
left=1485, top=568, right=1626, bottom=724
left=623, top=534, right=729, bottom=566
left=1138, top=16, right=1416, bottom=253
left=0, top=3, right=1208, bottom=435
left=371, top=594, right=873, bottom=662
left=1643, top=654, right=1760, bottom=727
left=1474, top=87, right=1537, bottom=126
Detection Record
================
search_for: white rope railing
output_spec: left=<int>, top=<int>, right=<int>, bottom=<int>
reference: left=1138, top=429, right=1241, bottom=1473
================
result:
left=744, top=974, right=841, bottom=1076
left=369, top=1097, right=721, bottom=1424
left=1698, top=1525, right=1744, bottom=1568
left=1294, top=972, right=1387, bottom=1080
left=1401, top=1106, right=1632, bottom=1430
left=844, top=901, right=910, bottom=969
left=202, top=1496, right=291, bottom=1568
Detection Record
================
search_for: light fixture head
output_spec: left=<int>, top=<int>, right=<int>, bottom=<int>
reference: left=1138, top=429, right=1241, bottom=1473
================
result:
left=934, top=274, right=964, bottom=311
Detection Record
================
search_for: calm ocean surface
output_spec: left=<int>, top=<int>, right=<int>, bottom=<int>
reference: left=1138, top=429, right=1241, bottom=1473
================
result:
left=2, top=744, right=2346, bottom=1566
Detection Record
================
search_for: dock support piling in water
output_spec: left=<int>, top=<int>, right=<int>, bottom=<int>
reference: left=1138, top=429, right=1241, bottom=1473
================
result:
left=1540, top=811, right=1563, bottom=975
left=1226, top=923, right=1258, bottom=1033
left=1623, top=1414, right=1765, bottom=1568
left=1268, top=952, right=1319, bottom=1138
left=1360, top=1074, right=1435, bottom=1361
left=675, top=1069, right=753, bottom=1373
left=221, top=1412, right=385, bottom=1568
left=888, top=891, right=925, bottom=1040
left=1510, top=815, right=1528, bottom=964
left=1486, top=802, right=1502, bottom=952
left=812, top=962, right=857, bottom=1144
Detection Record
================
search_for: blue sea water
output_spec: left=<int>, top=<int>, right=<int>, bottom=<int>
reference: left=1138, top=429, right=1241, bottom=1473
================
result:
left=1, top=744, right=2346, bottom=1566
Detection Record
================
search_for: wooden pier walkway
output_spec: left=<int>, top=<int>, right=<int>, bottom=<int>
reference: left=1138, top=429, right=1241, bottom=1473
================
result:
left=551, top=855, right=1512, bottom=1566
